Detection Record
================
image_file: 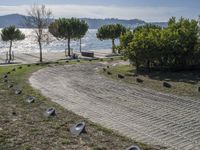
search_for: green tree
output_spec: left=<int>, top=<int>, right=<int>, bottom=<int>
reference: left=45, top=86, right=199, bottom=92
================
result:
left=120, top=18, right=200, bottom=72
left=96, top=24, right=126, bottom=53
left=133, top=24, right=161, bottom=33
left=119, top=24, right=161, bottom=72
left=161, top=17, right=199, bottom=68
left=49, top=18, right=88, bottom=56
left=130, top=28, right=161, bottom=71
left=1, top=26, right=25, bottom=63
left=118, top=30, right=134, bottom=51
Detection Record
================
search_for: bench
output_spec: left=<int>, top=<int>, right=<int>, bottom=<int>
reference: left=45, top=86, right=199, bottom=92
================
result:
left=81, top=51, right=94, bottom=58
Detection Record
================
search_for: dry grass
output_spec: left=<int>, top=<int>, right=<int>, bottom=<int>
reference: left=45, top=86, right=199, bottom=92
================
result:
left=101, top=64, right=200, bottom=98
left=0, top=62, right=160, bottom=150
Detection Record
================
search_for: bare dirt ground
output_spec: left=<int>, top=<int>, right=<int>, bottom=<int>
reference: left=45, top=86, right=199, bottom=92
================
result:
left=0, top=50, right=112, bottom=65
left=30, top=62, right=200, bottom=150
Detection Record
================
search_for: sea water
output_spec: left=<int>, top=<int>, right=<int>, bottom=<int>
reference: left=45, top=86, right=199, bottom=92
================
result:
left=0, top=29, right=119, bottom=54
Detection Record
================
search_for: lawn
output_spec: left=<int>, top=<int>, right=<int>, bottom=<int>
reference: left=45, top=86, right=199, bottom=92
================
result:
left=101, top=64, right=200, bottom=98
left=0, top=61, right=160, bottom=150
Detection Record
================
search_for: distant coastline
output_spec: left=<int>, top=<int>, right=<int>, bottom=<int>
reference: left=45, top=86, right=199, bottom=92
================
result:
left=0, top=14, right=168, bottom=29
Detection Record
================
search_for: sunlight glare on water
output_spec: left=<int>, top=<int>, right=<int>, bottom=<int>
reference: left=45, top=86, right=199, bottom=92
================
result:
left=0, top=29, right=117, bottom=54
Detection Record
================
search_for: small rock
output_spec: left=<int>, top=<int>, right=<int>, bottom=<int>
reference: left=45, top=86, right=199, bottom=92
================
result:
left=70, top=122, right=86, bottom=135
left=3, top=74, right=8, bottom=79
left=126, top=145, right=141, bottom=150
left=136, top=78, right=143, bottom=83
left=107, top=71, right=112, bottom=75
left=15, top=89, right=22, bottom=95
left=163, top=82, right=172, bottom=88
left=8, top=84, right=13, bottom=88
left=26, top=96, right=36, bottom=103
left=118, top=74, right=125, bottom=79
left=44, top=108, right=56, bottom=117
left=12, top=112, right=17, bottom=115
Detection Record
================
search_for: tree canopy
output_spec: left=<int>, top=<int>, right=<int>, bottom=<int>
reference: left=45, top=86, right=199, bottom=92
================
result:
left=96, top=24, right=126, bottom=53
left=133, top=24, right=161, bottom=33
left=1, top=26, right=25, bottom=63
left=1, top=26, right=25, bottom=41
left=119, top=17, right=200, bottom=72
left=49, top=18, right=88, bottom=56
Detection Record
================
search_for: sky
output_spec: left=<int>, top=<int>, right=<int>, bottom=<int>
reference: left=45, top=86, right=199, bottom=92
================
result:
left=0, top=0, right=199, bottom=22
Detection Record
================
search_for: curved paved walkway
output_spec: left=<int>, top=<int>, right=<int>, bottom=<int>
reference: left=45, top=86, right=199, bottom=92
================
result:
left=29, top=63, right=200, bottom=150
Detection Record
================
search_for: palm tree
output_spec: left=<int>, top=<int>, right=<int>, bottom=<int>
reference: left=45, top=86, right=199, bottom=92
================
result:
left=1, top=26, right=25, bottom=63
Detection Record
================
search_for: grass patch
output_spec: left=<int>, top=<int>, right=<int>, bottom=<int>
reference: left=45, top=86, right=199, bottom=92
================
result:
left=0, top=61, right=161, bottom=150
left=100, top=64, right=200, bottom=98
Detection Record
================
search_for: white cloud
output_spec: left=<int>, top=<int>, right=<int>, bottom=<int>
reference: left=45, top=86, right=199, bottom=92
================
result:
left=0, top=5, right=27, bottom=15
left=0, top=4, right=196, bottom=22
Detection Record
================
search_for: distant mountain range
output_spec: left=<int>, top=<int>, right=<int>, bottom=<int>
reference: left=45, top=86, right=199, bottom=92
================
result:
left=0, top=14, right=167, bottom=29
left=0, top=14, right=26, bottom=28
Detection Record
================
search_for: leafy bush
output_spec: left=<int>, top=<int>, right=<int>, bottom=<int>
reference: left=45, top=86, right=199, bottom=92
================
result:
left=119, top=17, right=200, bottom=72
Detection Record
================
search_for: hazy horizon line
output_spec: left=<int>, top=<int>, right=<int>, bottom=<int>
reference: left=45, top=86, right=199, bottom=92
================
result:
left=1, top=13, right=192, bottom=23
left=0, top=4, right=198, bottom=22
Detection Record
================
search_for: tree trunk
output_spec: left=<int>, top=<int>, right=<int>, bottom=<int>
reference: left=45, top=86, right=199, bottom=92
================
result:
left=65, top=46, right=67, bottom=56
left=39, top=40, right=42, bottom=62
left=112, top=38, right=116, bottom=54
left=147, top=60, right=150, bottom=72
left=135, top=57, right=139, bottom=74
left=68, top=38, right=71, bottom=56
left=80, top=38, right=82, bottom=53
left=8, top=40, right=12, bottom=63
